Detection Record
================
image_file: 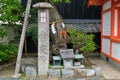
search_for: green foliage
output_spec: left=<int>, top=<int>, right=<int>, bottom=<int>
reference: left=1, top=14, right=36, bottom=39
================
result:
left=34, top=0, right=71, bottom=3
left=51, top=0, right=70, bottom=3
left=67, top=28, right=96, bottom=53
left=80, top=41, right=96, bottom=53
left=0, top=29, right=7, bottom=39
left=29, top=9, right=38, bottom=24
left=0, top=43, right=18, bottom=63
left=0, top=0, right=24, bottom=24
left=26, top=25, right=38, bottom=41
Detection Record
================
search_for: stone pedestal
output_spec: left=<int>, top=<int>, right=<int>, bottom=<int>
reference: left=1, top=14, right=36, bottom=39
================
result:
left=21, top=58, right=37, bottom=73
left=86, top=69, right=95, bottom=77
left=25, top=65, right=37, bottom=77
left=63, top=59, right=73, bottom=68
left=62, top=69, right=74, bottom=78
left=94, top=67, right=102, bottom=76
left=48, top=69, right=61, bottom=77
left=74, top=69, right=86, bottom=77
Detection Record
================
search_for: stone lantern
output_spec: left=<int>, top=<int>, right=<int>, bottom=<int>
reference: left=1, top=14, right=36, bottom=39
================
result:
left=60, top=49, right=74, bottom=68
left=33, top=2, right=52, bottom=77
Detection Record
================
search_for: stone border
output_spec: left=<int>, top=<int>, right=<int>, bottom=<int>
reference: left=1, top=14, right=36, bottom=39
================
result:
left=48, top=67, right=102, bottom=78
left=0, top=62, right=15, bottom=71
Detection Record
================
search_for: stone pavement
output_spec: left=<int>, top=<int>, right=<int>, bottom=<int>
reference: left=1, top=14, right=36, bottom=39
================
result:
left=88, top=57, right=120, bottom=80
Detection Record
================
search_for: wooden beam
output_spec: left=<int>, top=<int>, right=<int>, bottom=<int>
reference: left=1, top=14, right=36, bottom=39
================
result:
left=14, top=0, right=32, bottom=76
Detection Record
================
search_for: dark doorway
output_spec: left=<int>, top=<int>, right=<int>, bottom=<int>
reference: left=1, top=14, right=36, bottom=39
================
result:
left=93, top=32, right=101, bottom=52
left=23, top=36, right=37, bottom=53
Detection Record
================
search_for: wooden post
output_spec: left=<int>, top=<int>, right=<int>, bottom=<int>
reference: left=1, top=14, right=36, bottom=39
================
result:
left=13, top=0, right=32, bottom=77
left=33, top=2, right=52, bottom=77
left=25, top=37, right=28, bottom=57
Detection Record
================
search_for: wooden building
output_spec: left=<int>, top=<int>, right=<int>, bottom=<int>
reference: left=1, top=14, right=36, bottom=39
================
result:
left=101, top=0, right=120, bottom=64
left=88, top=0, right=120, bottom=65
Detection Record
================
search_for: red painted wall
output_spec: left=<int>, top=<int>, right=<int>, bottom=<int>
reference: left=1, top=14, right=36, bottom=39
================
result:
left=101, top=0, right=120, bottom=64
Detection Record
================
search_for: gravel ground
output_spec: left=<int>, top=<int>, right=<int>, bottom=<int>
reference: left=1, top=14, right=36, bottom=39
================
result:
left=0, top=76, right=105, bottom=80
left=88, top=57, right=120, bottom=79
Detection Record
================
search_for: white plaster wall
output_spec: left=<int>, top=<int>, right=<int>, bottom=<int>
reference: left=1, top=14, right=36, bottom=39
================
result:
left=112, top=42, right=120, bottom=60
left=103, top=11, right=111, bottom=36
left=102, top=38, right=110, bottom=55
left=103, top=0, right=111, bottom=11
left=114, top=10, right=118, bottom=36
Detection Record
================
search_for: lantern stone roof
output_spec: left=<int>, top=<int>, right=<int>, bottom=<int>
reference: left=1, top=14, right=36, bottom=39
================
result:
left=60, top=49, right=74, bottom=59
left=53, top=56, right=61, bottom=60
left=33, top=2, right=52, bottom=9
left=63, top=19, right=100, bottom=33
left=74, top=54, right=84, bottom=59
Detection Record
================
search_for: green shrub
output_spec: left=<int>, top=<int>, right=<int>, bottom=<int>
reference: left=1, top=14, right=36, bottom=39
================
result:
left=67, top=28, right=96, bottom=53
left=0, top=43, right=18, bottom=63
left=0, top=29, right=7, bottom=39
left=80, top=41, right=96, bottom=53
